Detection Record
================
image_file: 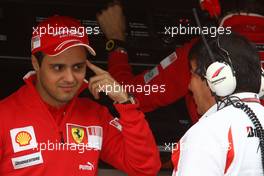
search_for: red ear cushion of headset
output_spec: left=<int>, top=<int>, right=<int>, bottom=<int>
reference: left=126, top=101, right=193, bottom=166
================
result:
left=200, top=0, right=221, bottom=18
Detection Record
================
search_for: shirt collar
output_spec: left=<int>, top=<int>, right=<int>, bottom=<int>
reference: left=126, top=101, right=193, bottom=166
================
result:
left=199, top=92, right=259, bottom=121
left=199, top=104, right=217, bottom=121
left=230, top=92, right=259, bottom=101
left=217, top=92, right=260, bottom=111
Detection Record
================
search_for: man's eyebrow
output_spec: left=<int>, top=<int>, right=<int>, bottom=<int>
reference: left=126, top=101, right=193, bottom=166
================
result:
left=49, top=63, right=65, bottom=66
left=49, top=62, right=86, bottom=66
left=73, top=62, right=86, bottom=65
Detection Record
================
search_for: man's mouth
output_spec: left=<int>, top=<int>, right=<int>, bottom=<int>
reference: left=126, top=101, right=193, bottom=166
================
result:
left=59, top=86, right=75, bottom=92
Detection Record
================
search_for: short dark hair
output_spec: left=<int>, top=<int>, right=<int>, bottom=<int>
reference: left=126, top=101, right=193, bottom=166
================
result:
left=33, top=51, right=45, bottom=66
left=189, top=33, right=261, bottom=94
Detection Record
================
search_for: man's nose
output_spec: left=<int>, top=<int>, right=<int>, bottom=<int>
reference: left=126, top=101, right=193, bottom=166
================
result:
left=64, top=69, right=75, bottom=83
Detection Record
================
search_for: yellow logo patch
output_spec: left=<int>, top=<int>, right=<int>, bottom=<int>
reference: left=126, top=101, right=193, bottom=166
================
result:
left=15, top=131, right=32, bottom=146
left=71, top=127, right=85, bottom=144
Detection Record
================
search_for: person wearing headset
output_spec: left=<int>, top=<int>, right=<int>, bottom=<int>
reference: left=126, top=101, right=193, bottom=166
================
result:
left=96, top=0, right=264, bottom=123
left=172, top=33, right=264, bottom=175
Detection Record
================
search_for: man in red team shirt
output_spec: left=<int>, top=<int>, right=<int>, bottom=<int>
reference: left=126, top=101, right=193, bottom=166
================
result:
left=0, top=15, right=161, bottom=175
left=97, top=0, right=264, bottom=122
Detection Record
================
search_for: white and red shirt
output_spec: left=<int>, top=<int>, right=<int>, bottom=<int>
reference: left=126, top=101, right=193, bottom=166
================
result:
left=172, top=92, right=264, bottom=176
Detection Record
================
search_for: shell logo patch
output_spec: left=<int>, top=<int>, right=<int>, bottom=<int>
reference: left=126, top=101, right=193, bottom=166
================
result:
left=10, top=126, right=38, bottom=153
left=15, top=131, right=32, bottom=146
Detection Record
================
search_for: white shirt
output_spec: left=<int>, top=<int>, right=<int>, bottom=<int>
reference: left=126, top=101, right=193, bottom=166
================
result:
left=172, top=92, right=264, bottom=176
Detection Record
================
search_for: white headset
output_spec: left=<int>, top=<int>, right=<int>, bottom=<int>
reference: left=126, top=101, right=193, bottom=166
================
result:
left=193, top=8, right=263, bottom=98
left=205, top=36, right=264, bottom=98
left=204, top=36, right=237, bottom=97
left=259, top=68, right=264, bottom=98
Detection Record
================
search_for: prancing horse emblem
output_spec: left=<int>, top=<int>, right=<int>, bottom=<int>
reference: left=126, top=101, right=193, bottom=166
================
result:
left=71, top=127, right=85, bottom=144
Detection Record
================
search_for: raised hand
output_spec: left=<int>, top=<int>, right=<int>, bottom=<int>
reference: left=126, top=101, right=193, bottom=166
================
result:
left=97, top=3, right=126, bottom=41
left=86, top=60, right=129, bottom=103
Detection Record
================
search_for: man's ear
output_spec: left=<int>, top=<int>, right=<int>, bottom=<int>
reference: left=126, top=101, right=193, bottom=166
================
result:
left=31, top=55, right=40, bottom=71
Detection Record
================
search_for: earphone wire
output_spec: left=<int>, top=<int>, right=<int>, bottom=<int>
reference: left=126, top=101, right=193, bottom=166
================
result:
left=193, top=8, right=216, bottom=62
left=216, top=36, right=236, bottom=76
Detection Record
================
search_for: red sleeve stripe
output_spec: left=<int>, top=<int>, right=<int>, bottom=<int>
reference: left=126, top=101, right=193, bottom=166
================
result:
left=171, top=142, right=181, bottom=172
left=224, top=127, right=235, bottom=174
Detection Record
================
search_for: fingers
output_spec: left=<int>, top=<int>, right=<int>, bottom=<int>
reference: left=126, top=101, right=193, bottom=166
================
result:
left=109, top=0, right=122, bottom=8
left=90, top=78, right=112, bottom=99
left=96, top=4, right=123, bottom=24
left=86, top=61, right=129, bottom=102
left=97, top=3, right=122, bottom=16
left=86, top=62, right=113, bottom=99
left=96, top=2, right=126, bottom=40
left=86, top=60, right=107, bottom=75
left=88, top=74, right=114, bottom=96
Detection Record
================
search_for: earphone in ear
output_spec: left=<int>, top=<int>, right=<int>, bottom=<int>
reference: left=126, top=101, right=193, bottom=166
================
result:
left=193, top=9, right=236, bottom=97
left=206, top=61, right=237, bottom=97
left=259, top=67, right=264, bottom=98
left=204, top=36, right=237, bottom=97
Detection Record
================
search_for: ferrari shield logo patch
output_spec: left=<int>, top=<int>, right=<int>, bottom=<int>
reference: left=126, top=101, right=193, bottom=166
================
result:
left=71, top=127, right=85, bottom=144
left=66, top=123, right=103, bottom=150
left=67, top=124, right=88, bottom=144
